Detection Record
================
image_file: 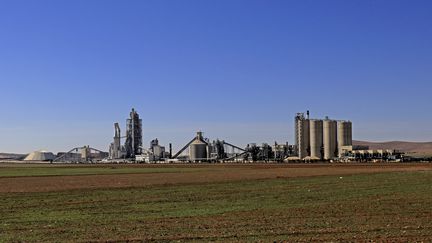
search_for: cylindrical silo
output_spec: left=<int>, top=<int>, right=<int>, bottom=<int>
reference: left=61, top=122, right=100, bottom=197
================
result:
left=189, top=132, right=207, bottom=161
left=337, top=121, right=352, bottom=157
left=309, top=120, right=323, bottom=159
left=296, top=117, right=310, bottom=159
left=323, top=119, right=337, bottom=160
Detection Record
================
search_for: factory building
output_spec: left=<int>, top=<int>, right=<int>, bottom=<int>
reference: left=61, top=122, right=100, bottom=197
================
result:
left=341, top=148, right=404, bottom=162
left=273, top=142, right=293, bottom=161
left=150, top=139, right=166, bottom=160
left=295, top=111, right=353, bottom=161
left=135, top=139, right=168, bottom=163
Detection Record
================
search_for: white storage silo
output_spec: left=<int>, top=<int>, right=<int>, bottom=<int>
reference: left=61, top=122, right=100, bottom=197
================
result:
left=337, top=121, right=352, bottom=157
left=323, top=119, right=337, bottom=160
left=309, top=119, right=323, bottom=159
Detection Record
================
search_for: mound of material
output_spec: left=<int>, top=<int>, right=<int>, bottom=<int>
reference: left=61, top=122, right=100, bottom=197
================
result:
left=24, top=151, right=55, bottom=161
left=353, top=140, right=432, bottom=156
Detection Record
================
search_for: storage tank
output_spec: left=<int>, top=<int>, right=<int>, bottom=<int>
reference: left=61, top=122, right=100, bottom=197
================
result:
left=323, top=119, right=337, bottom=160
left=309, top=120, right=323, bottom=159
left=295, top=115, right=310, bottom=159
left=189, top=132, right=207, bottom=161
left=337, top=121, right=352, bottom=156
left=337, top=121, right=352, bottom=147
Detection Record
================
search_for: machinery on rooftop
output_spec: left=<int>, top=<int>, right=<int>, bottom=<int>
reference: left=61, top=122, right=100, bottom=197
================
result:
left=54, top=146, right=108, bottom=163
left=172, top=131, right=248, bottom=162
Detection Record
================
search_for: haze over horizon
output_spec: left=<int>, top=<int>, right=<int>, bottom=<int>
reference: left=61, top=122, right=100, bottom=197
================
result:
left=1, top=0, right=431, bottom=154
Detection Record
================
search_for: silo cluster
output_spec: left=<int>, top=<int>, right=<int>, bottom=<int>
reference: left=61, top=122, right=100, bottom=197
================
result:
left=295, top=112, right=352, bottom=160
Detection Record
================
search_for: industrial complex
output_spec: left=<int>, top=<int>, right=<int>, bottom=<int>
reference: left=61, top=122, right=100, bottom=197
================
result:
left=11, top=108, right=406, bottom=163
left=100, top=109, right=404, bottom=163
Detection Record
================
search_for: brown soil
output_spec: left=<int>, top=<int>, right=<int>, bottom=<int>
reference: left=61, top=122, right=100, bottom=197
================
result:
left=1, top=163, right=431, bottom=193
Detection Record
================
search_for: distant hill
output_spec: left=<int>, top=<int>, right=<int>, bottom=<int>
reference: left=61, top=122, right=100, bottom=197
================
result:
left=0, top=153, right=27, bottom=160
left=353, top=140, right=432, bottom=157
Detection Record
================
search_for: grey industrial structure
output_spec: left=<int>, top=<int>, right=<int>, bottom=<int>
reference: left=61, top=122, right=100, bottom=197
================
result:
left=125, top=109, right=143, bottom=158
left=55, top=146, right=108, bottom=163
left=109, top=108, right=142, bottom=160
left=170, top=131, right=247, bottom=162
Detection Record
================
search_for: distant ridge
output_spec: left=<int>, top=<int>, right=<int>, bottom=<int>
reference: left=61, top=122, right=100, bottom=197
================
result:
left=0, top=153, right=26, bottom=160
left=353, top=140, right=432, bottom=157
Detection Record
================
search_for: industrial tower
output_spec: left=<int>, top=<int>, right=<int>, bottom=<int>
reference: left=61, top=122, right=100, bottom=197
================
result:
left=125, top=108, right=143, bottom=158
left=109, top=108, right=143, bottom=159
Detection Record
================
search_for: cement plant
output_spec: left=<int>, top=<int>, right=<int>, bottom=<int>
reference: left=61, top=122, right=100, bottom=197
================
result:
left=5, top=108, right=410, bottom=164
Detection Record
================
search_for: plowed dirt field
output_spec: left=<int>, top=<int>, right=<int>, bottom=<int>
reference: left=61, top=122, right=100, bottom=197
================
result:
left=0, top=163, right=431, bottom=192
left=1, top=163, right=432, bottom=242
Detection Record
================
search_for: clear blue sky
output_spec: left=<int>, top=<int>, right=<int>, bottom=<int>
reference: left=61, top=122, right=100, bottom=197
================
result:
left=1, top=0, right=431, bottom=153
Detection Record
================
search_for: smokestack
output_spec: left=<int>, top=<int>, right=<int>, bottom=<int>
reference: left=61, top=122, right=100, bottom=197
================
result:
left=169, top=143, right=172, bottom=159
